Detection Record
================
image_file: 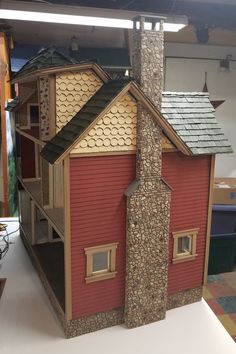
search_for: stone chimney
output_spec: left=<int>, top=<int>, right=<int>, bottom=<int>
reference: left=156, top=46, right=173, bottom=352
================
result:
left=124, top=16, right=171, bottom=328
left=131, top=15, right=165, bottom=110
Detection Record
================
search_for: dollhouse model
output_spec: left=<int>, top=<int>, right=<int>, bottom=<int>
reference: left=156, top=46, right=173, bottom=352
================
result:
left=8, top=16, right=232, bottom=337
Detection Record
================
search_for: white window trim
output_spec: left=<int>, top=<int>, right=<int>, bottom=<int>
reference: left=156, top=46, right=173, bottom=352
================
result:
left=84, top=243, right=118, bottom=283
left=172, top=228, right=199, bottom=264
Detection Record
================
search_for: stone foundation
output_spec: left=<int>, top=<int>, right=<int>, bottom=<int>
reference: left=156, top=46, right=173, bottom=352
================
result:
left=167, top=287, right=203, bottom=310
left=65, top=308, right=124, bottom=338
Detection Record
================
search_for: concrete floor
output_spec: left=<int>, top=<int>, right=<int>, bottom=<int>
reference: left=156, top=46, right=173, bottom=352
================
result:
left=0, top=220, right=235, bottom=354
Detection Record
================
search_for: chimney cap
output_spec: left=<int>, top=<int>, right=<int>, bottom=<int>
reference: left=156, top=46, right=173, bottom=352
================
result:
left=132, top=14, right=166, bottom=23
left=132, top=14, right=166, bottom=22
left=132, top=14, right=166, bottom=31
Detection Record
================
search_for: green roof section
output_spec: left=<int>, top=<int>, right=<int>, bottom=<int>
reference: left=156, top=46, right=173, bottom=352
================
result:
left=13, top=47, right=77, bottom=80
left=40, top=79, right=130, bottom=164
left=162, top=92, right=233, bottom=155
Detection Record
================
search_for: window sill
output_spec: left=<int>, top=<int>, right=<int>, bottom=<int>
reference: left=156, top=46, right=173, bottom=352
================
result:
left=85, top=271, right=117, bottom=284
left=172, top=254, right=198, bottom=264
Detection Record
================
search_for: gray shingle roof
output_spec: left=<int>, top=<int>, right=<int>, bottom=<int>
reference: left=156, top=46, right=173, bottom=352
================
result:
left=162, top=92, right=233, bottom=155
left=41, top=79, right=130, bottom=164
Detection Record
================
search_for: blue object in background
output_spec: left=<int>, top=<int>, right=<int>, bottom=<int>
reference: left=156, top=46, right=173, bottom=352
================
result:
left=208, top=204, right=236, bottom=275
left=211, top=204, right=236, bottom=235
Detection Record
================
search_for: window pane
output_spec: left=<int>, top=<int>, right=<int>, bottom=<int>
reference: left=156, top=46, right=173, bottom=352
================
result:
left=177, top=236, right=190, bottom=254
left=93, top=251, right=109, bottom=272
left=30, top=105, right=39, bottom=124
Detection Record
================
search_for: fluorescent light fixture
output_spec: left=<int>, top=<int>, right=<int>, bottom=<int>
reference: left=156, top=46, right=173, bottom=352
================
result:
left=163, top=23, right=186, bottom=32
left=0, top=9, right=187, bottom=32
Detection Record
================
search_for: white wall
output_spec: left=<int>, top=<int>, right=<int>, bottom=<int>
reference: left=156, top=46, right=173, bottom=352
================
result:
left=164, top=43, right=236, bottom=177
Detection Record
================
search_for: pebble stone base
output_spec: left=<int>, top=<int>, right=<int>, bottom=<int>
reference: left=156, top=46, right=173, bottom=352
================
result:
left=167, top=287, right=203, bottom=310
left=65, top=309, right=124, bottom=338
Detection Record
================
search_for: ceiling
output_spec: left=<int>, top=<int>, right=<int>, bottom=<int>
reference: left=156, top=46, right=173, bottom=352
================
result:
left=16, top=0, right=236, bottom=30
left=1, top=0, right=236, bottom=48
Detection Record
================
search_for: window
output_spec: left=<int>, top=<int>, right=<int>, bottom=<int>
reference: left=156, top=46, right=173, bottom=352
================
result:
left=84, top=243, right=118, bottom=283
left=172, top=228, right=199, bottom=264
left=27, top=103, right=39, bottom=127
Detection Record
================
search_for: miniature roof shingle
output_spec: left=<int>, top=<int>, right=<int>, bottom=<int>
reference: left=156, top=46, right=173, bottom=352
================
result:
left=162, top=92, right=232, bottom=155
left=41, top=79, right=130, bottom=164
left=13, top=47, right=77, bottom=80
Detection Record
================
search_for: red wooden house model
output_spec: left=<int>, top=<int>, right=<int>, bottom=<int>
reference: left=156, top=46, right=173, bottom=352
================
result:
left=8, top=16, right=232, bottom=337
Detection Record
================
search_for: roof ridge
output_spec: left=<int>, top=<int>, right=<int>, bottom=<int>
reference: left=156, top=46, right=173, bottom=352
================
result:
left=163, top=91, right=210, bottom=96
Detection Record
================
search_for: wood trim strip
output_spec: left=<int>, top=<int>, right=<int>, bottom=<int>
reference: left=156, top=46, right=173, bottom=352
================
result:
left=63, top=157, right=72, bottom=320
left=203, top=155, right=215, bottom=284
left=85, top=271, right=117, bottom=283
left=34, top=143, right=39, bottom=178
left=48, top=164, right=54, bottom=208
left=70, top=151, right=136, bottom=158
left=172, top=254, right=198, bottom=264
left=49, top=75, right=56, bottom=138
left=15, top=127, right=45, bottom=146
left=30, top=200, right=36, bottom=245
left=12, top=63, right=110, bottom=84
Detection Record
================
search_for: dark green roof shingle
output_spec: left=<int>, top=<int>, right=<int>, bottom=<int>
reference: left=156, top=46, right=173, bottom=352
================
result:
left=162, top=92, right=233, bottom=155
left=41, top=80, right=130, bottom=163
left=13, top=47, right=77, bottom=80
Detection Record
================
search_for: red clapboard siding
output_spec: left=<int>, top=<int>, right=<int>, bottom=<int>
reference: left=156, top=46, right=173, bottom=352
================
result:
left=162, top=152, right=211, bottom=294
left=70, top=154, right=136, bottom=318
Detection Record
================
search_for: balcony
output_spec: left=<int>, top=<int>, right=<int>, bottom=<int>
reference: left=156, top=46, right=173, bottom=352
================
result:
left=16, top=128, right=64, bottom=239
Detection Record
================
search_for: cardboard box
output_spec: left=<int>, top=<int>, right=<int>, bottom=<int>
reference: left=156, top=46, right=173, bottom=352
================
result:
left=213, top=178, right=236, bottom=205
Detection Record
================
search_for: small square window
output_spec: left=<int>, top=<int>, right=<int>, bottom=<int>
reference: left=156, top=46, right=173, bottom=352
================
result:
left=172, top=228, right=199, bottom=264
left=92, top=251, right=109, bottom=273
left=84, top=243, right=118, bottom=283
left=177, top=236, right=191, bottom=255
